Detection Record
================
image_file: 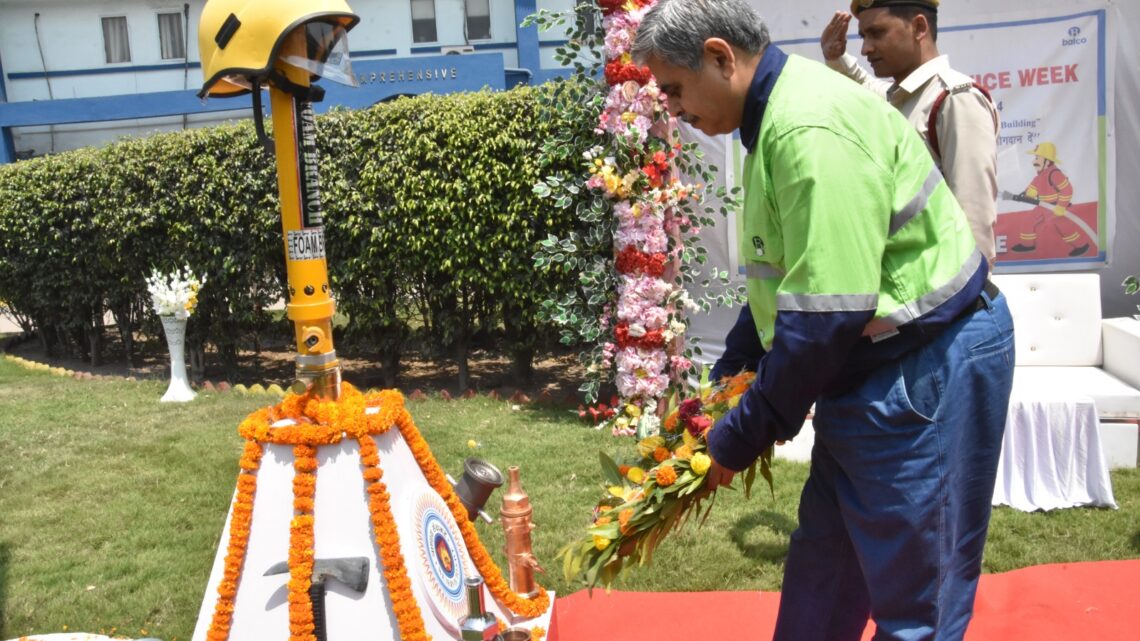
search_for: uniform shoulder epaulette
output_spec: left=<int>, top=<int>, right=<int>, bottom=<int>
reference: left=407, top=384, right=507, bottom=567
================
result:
left=926, top=68, right=997, bottom=159
left=934, top=67, right=977, bottom=95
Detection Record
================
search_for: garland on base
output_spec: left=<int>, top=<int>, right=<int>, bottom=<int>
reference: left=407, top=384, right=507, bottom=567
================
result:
left=287, top=444, right=318, bottom=641
left=205, top=383, right=549, bottom=641
left=205, top=441, right=263, bottom=641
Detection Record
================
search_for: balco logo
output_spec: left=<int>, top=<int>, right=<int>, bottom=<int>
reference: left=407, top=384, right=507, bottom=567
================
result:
left=1063, top=26, right=1088, bottom=46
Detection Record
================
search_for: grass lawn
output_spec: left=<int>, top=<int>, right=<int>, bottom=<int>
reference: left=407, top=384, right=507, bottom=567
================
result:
left=1, top=356, right=1137, bottom=640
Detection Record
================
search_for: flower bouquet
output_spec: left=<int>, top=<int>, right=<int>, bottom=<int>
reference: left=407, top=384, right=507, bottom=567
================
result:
left=558, top=371, right=773, bottom=590
left=145, top=267, right=205, bottom=320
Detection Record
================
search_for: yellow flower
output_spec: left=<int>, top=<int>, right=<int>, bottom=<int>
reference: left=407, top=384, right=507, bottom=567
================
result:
left=466, top=439, right=478, bottom=449
left=593, top=535, right=611, bottom=550
left=681, top=429, right=698, bottom=449
left=691, top=453, right=712, bottom=476
left=626, top=466, right=645, bottom=484
left=625, top=404, right=642, bottom=418
left=637, top=435, right=665, bottom=458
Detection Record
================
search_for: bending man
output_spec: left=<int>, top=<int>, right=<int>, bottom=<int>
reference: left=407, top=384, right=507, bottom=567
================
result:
left=633, top=1, right=1014, bottom=639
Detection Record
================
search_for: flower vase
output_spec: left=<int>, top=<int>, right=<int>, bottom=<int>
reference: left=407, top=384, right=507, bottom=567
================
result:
left=159, top=315, right=196, bottom=402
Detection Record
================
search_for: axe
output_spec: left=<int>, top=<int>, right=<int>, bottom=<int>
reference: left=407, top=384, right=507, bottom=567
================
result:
left=265, top=556, right=370, bottom=641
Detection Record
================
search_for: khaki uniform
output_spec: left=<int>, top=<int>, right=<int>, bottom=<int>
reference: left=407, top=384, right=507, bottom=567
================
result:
left=827, top=53, right=1000, bottom=264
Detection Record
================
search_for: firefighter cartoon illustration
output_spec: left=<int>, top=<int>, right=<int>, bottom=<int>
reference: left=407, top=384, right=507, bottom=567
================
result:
left=1001, top=142, right=1094, bottom=257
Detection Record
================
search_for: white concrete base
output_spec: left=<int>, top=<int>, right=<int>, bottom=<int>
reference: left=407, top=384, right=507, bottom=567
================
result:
left=774, top=419, right=1138, bottom=471
left=774, top=421, right=815, bottom=463
left=191, top=421, right=553, bottom=641
left=1100, top=421, right=1140, bottom=470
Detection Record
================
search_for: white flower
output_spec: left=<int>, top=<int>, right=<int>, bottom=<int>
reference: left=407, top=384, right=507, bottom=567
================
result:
left=637, top=413, right=661, bottom=437
left=627, top=323, right=647, bottom=338
left=146, top=267, right=206, bottom=320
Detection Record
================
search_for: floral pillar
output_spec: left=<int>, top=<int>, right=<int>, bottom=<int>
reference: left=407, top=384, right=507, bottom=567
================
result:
left=591, top=0, right=697, bottom=437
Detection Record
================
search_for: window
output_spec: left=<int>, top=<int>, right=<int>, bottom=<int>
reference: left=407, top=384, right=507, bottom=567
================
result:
left=102, top=16, right=131, bottom=63
left=157, top=12, right=185, bottom=60
left=410, top=0, right=437, bottom=43
left=465, top=0, right=491, bottom=40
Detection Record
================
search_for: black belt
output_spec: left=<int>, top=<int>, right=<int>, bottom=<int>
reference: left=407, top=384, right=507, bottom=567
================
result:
left=960, top=279, right=1000, bottom=319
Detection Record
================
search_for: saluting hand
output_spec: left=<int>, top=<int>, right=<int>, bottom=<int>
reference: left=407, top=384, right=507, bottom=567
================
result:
left=820, top=11, right=852, bottom=61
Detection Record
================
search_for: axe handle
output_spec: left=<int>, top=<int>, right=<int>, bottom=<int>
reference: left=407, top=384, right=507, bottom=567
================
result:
left=309, top=579, right=328, bottom=641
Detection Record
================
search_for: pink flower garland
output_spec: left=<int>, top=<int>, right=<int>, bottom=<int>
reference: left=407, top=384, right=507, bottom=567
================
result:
left=588, top=0, right=701, bottom=437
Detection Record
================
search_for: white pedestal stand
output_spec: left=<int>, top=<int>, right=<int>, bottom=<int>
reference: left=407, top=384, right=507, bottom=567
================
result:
left=190, top=421, right=555, bottom=641
left=159, top=315, right=196, bottom=403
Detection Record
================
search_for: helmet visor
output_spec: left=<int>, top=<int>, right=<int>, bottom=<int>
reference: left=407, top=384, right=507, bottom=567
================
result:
left=282, top=21, right=357, bottom=87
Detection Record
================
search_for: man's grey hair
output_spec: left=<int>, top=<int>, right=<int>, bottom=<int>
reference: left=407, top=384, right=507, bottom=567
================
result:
left=631, top=0, right=771, bottom=70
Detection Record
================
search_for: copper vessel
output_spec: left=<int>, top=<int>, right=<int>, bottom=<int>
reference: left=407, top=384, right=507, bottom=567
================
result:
left=499, top=465, right=544, bottom=598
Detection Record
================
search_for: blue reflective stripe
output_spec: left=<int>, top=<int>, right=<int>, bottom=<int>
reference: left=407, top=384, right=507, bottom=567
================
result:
left=889, top=165, right=944, bottom=236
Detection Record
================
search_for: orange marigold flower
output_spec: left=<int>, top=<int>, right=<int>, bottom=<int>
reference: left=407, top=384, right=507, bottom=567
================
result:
left=655, top=464, right=678, bottom=486
left=653, top=446, right=670, bottom=463
left=663, top=413, right=679, bottom=432
left=617, top=508, right=634, bottom=534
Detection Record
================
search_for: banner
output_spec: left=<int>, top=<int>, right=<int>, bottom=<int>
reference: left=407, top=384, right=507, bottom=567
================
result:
left=725, top=8, right=1114, bottom=272
left=965, top=10, right=1111, bottom=270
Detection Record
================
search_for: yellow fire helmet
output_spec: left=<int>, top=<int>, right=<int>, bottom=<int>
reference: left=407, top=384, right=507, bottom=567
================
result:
left=198, top=0, right=360, bottom=98
left=1029, top=142, right=1060, bottom=164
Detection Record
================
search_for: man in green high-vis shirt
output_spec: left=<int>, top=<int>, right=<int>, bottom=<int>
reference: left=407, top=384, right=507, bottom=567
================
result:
left=633, top=1, right=1014, bottom=640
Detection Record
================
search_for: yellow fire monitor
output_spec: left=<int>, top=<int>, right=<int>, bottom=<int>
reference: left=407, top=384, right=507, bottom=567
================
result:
left=271, top=29, right=341, bottom=399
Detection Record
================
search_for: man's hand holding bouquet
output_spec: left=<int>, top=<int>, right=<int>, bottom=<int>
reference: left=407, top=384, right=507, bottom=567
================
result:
left=558, top=371, right=774, bottom=590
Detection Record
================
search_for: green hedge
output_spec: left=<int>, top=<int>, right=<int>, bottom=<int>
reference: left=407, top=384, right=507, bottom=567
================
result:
left=0, top=80, right=592, bottom=388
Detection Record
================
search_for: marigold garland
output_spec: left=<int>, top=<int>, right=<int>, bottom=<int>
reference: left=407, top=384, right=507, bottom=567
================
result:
left=209, top=383, right=549, bottom=641
left=358, top=434, right=430, bottom=641
left=389, top=406, right=552, bottom=618
left=288, top=444, right=318, bottom=641
left=205, top=441, right=263, bottom=641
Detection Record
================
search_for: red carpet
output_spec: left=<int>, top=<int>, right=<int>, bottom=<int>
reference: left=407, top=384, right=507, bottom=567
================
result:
left=548, top=560, right=1140, bottom=641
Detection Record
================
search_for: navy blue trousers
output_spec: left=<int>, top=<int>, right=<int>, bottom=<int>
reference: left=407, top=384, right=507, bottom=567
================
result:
left=773, top=292, right=1015, bottom=641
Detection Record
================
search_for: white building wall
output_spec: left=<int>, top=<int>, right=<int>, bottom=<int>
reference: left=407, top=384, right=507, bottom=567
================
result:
left=0, top=0, right=579, bottom=155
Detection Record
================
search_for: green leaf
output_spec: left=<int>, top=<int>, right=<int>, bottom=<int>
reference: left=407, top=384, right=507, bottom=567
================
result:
left=599, top=451, right=625, bottom=485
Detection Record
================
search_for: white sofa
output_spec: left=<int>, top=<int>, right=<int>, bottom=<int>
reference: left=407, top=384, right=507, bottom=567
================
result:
left=776, top=274, right=1140, bottom=470
left=993, top=273, right=1140, bottom=469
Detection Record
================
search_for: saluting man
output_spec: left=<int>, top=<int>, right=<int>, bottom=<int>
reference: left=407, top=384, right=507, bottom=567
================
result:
left=633, top=0, right=1015, bottom=639
left=821, top=0, right=1000, bottom=267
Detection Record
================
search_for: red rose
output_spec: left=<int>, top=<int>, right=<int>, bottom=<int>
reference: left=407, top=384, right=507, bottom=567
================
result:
left=686, top=414, right=713, bottom=436
left=641, top=328, right=665, bottom=348
left=615, top=322, right=631, bottom=348
left=678, top=397, right=703, bottom=419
